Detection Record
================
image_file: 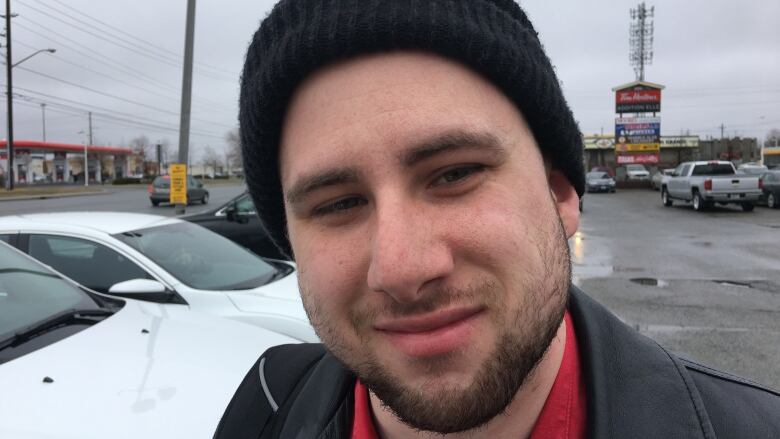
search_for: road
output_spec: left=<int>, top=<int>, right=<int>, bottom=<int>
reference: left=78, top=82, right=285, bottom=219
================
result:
left=2, top=184, right=779, bottom=389
left=575, top=189, right=780, bottom=389
left=0, top=184, right=246, bottom=217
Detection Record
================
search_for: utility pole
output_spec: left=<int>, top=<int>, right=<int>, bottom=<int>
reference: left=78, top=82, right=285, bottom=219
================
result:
left=41, top=103, right=46, bottom=141
left=176, top=0, right=196, bottom=214
left=84, top=111, right=92, bottom=187
left=629, top=3, right=654, bottom=81
left=4, top=0, right=14, bottom=190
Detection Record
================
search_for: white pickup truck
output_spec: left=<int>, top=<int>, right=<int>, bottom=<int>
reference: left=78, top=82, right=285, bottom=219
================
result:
left=660, top=161, right=762, bottom=212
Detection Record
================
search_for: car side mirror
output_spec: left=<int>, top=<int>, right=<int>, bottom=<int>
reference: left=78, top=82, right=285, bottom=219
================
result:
left=109, top=279, right=166, bottom=294
left=226, top=203, right=250, bottom=224
left=107, top=278, right=178, bottom=303
left=225, top=204, right=238, bottom=222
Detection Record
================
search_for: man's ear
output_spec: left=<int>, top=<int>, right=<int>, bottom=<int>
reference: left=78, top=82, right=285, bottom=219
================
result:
left=548, top=170, right=580, bottom=238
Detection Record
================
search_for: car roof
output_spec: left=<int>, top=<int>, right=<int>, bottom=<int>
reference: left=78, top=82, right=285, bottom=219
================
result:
left=0, top=212, right=182, bottom=235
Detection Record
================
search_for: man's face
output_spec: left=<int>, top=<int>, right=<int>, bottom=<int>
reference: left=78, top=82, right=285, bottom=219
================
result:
left=279, top=52, right=580, bottom=433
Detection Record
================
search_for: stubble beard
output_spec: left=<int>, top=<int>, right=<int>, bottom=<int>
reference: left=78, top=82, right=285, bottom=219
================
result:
left=300, top=216, right=572, bottom=434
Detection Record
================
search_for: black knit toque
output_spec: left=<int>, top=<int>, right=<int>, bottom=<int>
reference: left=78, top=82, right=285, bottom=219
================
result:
left=240, top=0, right=584, bottom=259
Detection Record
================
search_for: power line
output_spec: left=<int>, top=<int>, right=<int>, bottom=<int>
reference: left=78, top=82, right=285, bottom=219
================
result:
left=5, top=93, right=227, bottom=141
left=5, top=84, right=234, bottom=140
left=16, top=0, right=236, bottom=83
left=44, top=0, right=239, bottom=77
left=14, top=38, right=237, bottom=115
left=13, top=20, right=239, bottom=113
left=13, top=66, right=236, bottom=130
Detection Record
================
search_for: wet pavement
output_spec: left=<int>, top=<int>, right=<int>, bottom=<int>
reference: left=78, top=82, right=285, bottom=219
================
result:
left=573, top=189, right=780, bottom=389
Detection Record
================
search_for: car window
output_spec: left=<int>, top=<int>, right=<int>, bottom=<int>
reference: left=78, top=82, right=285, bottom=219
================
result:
left=235, top=194, right=257, bottom=214
left=680, top=164, right=691, bottom=176
left=153, top=177, right=170, bottom=188
left=0, top=235, right=10, bottom=244
left=691, top=164, right=735, bottom=176
left=28, top=235, right=152, bottom=293
left=114, top=222, right=277, bottom=291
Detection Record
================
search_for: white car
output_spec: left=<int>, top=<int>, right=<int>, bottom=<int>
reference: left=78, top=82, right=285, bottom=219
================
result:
left=0, top=241, right=296, bottom=439
left=0, top=212, right=317, bottom=342
left=625, top=164, right=650, bottom=181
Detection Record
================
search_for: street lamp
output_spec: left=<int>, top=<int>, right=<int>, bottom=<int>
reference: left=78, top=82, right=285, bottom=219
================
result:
left=3, top=39, right=56, bottom=190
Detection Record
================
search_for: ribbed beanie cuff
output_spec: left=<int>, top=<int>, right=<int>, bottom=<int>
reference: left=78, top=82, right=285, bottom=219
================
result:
left=241, top=0, right=584, bottom=259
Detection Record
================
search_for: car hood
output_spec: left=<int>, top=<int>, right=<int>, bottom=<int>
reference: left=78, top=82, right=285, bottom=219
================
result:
left=225, top=266, right=319, bottom=342
left=0, top=299, right=295, bottom=439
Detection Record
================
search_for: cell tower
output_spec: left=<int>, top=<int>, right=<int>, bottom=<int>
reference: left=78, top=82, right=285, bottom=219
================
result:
left=629, top=2, right=654, bottom=81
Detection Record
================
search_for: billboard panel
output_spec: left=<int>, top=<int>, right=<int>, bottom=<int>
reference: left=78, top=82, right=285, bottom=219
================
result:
left=661, top=136, right=699, bottom=149
left=616, top=117, right=660, bottom=152
left=616, top=153, right=660, bottom=165
left=615, top=86, right=661, bottom=113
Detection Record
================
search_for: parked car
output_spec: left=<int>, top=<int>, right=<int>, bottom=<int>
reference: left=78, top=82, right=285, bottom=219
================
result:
left=0, top=241, right=296, bottom=439
left=625, top=164, right=650, bottom=181
left=660, top=161, right=762, bottom=212
left=148, top=175, right=209, bottom=206
left=737, top=163, right=769, bottom=175
left=759, top=170, right=780, bottom=209
left=585, top=171, right=616, bottom=193
left=651, top=168, right=675, bottom=191
left=589, top=166, right=614, bottom=177
left=183, top=191, right=286, bottom=260
left=0, top=212, right=316, bottom=342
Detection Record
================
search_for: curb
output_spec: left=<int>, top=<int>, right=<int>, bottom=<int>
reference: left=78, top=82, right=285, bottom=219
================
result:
left=0, top=190, right=111, bottom=202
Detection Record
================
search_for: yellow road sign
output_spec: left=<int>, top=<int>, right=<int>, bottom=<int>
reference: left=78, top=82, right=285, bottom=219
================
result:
left=169, top=164, right=187, bottom=205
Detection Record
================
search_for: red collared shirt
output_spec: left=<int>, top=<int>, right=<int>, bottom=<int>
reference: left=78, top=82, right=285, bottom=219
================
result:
left=351, top=310, right=586, bottom=439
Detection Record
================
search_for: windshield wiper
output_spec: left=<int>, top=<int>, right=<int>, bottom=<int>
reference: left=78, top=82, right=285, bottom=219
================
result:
left=0, top=308, right=114, bottom=352
left=0, top=268, right=61, bottom=278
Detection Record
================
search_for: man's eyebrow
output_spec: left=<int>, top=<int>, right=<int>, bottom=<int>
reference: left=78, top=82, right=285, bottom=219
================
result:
left=285, top=168, right=360, bottom=204
left=399, top=130, right=507, bottom=167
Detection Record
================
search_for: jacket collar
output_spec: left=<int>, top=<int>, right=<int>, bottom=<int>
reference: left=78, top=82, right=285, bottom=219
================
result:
left=281, top=287, right=718, bottom=438
left=569, top=286, right=716, bottom=438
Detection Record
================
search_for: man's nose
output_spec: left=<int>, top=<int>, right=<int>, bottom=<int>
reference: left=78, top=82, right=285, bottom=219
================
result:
left=366, top=201, right=455, bottom=303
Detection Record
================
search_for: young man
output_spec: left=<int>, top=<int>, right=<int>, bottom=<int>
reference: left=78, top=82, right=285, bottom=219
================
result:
left=216, top=1, right=780, bottom=438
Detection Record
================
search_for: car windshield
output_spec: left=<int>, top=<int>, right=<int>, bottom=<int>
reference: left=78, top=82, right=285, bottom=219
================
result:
left=113, top=222, right=278, bottom=290
left=626, top=165, right=646, bottom=171
left=152, top=177, right=170, bottom=188
left=587, top=172, right=610, bottom=179
left=691, top=164, right=735, bottom=176
left=0, top=243, right=102, bottom=343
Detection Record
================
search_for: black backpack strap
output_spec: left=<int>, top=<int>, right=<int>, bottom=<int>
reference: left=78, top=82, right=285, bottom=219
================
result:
left=214, top=343, right=327, bottom=439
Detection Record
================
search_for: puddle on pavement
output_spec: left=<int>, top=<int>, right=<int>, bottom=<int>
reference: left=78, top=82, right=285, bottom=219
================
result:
left=570, top=230, right=615, bottom=286
left=630, top=277, right=669, bottom=288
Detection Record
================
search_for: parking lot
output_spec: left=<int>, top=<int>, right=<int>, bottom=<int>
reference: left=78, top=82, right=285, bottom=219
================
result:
left=575, top=189, right=780, bottom=389
left=3, top=184, right=779, bottom=390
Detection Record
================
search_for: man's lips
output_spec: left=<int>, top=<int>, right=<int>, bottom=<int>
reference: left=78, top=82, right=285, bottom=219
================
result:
left=373, top=306, right=484, bottom=357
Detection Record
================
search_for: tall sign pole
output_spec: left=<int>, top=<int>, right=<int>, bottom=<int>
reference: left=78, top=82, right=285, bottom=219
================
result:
left=176, top=0, right=196, bottom=214
left=4, top=0, right=14, bottom=190
left=629, top=3, right=654, bottom=82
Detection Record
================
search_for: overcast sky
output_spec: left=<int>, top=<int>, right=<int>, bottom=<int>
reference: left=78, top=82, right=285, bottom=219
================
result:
left=3, top=0, right=779, bottom=162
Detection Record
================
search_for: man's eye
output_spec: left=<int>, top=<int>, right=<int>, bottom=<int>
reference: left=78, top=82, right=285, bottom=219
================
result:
left=433, top=165, right=485, bottom=186
left=313, top=197, right=366, bottom=216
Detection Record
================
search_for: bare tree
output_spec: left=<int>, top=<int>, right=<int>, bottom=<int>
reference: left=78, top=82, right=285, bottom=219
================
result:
left=766, top=128, right=780, bottom=148
left=201, top=145, right=224, bottom=177
left=129, top=135, right=152, bottom=157
left=225, top=128, right=243, bottom=171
